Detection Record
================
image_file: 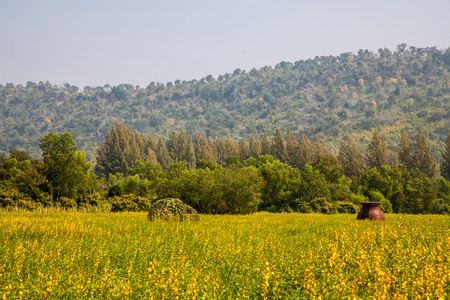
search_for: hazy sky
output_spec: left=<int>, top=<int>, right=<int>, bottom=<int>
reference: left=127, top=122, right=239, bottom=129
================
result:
left=1, top=0, right=449, bottom=88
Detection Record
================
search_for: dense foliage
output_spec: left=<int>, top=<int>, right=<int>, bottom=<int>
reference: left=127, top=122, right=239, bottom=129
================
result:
left=1, top=44, right=449, bottom=162
left=1, top=126, right=450, bottom=215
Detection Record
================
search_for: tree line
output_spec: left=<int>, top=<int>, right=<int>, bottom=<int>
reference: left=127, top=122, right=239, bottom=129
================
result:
left=1, top=121, right=450, bottom=214
left=95, top=122, right=440, bottom=179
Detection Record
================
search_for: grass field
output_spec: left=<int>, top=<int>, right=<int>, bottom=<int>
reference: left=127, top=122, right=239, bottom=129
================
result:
left=0, top=212, right=449, bottom=299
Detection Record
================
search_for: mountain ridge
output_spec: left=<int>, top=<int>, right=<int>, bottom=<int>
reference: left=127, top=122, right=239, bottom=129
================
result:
left=1, top=44, right=449, bottom=163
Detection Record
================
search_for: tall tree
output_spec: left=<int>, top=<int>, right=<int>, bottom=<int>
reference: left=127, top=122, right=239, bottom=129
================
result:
left=366, top=129, right=388, bottom=170
left=238, top=137, right=250, bottom=161
left=285, top=128, right=298, bottom=167
left=145, top=147, right=158, bottom=166
left=9, top=148, right=32, bottom=162
left=260, top=133, right=271, bottom=156
left=156, top=138, right=173, bottom=170
left=297, top=134, right=313, bottom=170
left=39, top=132, right=92, bottom=200
left=387, top=149, right=398, bottom=168
left=213, top=138, right=227, bottom=165
left=202, top=142, right=216, bottom=164
left=166, top=130, right=184, bottom=162
left=271, top=129, right=287, bottom=163
left=94, top=121, right=145, bottom=177
left=249, top=135, right=261, bottom=159
left=146, top=135, right=157, bottom=152
left=176, top=130, right=188, bottom=161
left=312, top=135, right=328, bottom=162
left=193, top=133, right=205, bottom=164
left=207, top=137, right=217, bottom=161
left=338, top=136, right=365, bottom=177
left=224, top=138, right=239, bottom=158
left=413, top=128, right=436, bottom=178
left=398, top=128, right=413, bottom=169
left=440, top=133, right=450, bottom=181
left=144, top=135, right=158, bottom=165
left=185, top=142, right=196, bottom=170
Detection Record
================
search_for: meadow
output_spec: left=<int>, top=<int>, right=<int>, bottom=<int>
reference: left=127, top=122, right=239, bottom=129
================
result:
left=0, top=212, right=449, bottom=299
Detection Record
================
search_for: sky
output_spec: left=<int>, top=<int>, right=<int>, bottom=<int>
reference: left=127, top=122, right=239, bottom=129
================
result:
left=1, top=0, right=450, bottom=89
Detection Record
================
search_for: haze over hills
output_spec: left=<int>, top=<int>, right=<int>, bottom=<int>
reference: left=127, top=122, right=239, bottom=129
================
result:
left=1, top=44, right=449, bottom=163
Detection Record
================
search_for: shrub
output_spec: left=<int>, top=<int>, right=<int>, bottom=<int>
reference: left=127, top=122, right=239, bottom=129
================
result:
left=108, top=184, right=124, bottom=197
left=110, top=194, right=151, bottom=212
left=337, top=202, right=359, bottom=214
left=310, top=197, right=336, bottom=214
left=0, top=182, right=30, bottom=208
left=0, top=197, right=15, bottom=208
left=58, top=197, right=77, bottom=208
left=111, top=196, right=138, bottom=212
left=78, top=192, right=103, bottom=208
left=36, top=193, right=53, bottom=207
left=368, top=190, right=393, bottom=213
left=350, top=193, right=369, bottom=204
left=18, top=199, right=38, bottom=210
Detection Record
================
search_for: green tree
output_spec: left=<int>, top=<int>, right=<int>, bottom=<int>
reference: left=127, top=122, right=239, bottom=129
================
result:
left=185, top=142, right=197, bottom=170
left=156, top=138, right=173, bottom=170
left=413, top=129, right=436, bottom=178
left=312, top=135, right=328, bottom=162
left=297, top=134, right=313, bottom=170
left=366, top=129, right=388, bottom=170
left=39, top=132, right=92, bottom=200
left=271, top=129, right=287, bottom=163
left=312, top=155, right=344, bottom=183
left=224, top=138, right=239, bottom=158
left=216, top=166, right=264, bottom=214
left=398, top=128, right=413, bottom=169
left=94, top=121, right=146, bottom=178
left=166, top=130, right=188, bottom=162
left=166, top=130, right=180, bottom=162
left=294, top=165, right=331, bottom=209
left=260, top=133, right=271, bottom=156
left=352, top=166, right=393, bottom=200
left=238, top=137, right=250, bottom=161
left=440, top=133, right=450, bottom=181
left=338, top=136, right=365, bottom=178
left=9, top=148, right=32, bottom=162
left=258, top=159, right=301, bottom=212
left=285, top=128, right=298, bottom=167
left=249, top=135, right=261, bottom=159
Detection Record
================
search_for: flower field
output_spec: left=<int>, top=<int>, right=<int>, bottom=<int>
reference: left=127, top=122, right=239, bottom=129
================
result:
left=0, top=212, right=449, bottom=299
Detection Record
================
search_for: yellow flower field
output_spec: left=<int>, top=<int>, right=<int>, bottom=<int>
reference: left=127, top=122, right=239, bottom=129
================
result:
left=0, top=212, right=449, bottom=299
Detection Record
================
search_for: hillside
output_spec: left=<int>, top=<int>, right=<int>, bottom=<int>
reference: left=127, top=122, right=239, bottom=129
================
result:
left=1, top=44, right=449, bottom=162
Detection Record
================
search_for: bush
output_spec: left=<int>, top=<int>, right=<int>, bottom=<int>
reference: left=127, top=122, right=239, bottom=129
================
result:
left=350, top=193, right=369, bottom=204
left=111, top=196, right=138, bottom=212
left=78, top=192, right=103, bottom=208
left=110, top=194, right=151, bottom=212
left=310, top=197, right=336, bottom=214
left=58, top=197, right=77, bottom=208
left=108, top=184, right=124, bottom=197
left=17, top=199, right=37, bottom=210
left=368, top=190, right=393, bottom=213
left=337, top=202, right=359, bottom=214
left=0, top=197, right=15, bottom=208
left=36, top=193, right=53, bottom=207
left=0, top=182, right=31, bottom=208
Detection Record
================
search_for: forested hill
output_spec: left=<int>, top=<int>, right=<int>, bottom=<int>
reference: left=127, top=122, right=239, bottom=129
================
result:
left=1, top=44, right=450, bottom=162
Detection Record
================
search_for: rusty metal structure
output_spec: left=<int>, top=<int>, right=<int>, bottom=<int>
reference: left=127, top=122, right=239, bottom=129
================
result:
left=357, top=202, right=385, bottom=221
